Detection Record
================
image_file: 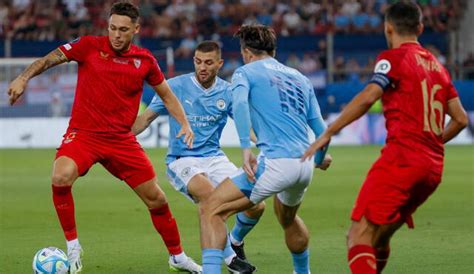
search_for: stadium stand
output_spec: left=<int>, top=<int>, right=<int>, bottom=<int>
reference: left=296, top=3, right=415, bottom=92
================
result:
left=0, top=0, right=473, bottom=119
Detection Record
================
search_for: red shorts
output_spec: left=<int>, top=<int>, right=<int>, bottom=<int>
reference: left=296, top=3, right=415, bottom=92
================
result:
left=351, top=149, right=442, bottom=228
left=55, top=129, right=155, bottom=188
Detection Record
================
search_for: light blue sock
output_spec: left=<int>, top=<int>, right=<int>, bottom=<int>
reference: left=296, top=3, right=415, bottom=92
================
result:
left=223, top=236, right=236, bottom=259
left=202, top=248, right=223, bottom=274
left=292, top=249, right=310, bottom=274
left=230, top=212, right=259, bottom=243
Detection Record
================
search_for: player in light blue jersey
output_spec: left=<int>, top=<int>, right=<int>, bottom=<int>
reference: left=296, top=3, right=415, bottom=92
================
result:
left=200, top=25, right=332, bottom=274
left=133, top=41, right=264, bottom=274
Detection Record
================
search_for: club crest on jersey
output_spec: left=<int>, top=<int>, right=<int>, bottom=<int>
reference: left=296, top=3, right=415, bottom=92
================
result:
left=216, top=99, right=226, bottom=110
left=374, top=59, right=391, bottom=74
left=181, top=167, right=191, bottom=178
left=134, top=59, right=141, bottom=69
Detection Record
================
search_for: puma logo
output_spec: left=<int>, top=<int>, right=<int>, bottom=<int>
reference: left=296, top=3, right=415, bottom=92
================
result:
left=184, top=99, right=193, bottom=107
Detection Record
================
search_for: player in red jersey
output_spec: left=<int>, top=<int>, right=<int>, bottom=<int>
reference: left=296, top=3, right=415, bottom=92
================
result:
left=7, top=2, right=201, bottom=273
left=302, top=2, right=468, bottom=274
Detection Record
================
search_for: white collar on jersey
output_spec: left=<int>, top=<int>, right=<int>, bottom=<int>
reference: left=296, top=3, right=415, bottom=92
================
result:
left=191, top=75, right=217, bottom=93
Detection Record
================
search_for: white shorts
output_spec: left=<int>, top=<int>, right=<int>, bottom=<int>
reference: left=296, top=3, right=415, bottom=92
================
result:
left=231, top=154, right=314, bottom=206
left=166, top=155, right=238, bottom=201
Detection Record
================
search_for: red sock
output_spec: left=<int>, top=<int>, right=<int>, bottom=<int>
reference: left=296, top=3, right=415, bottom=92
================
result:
left=52, top=185, right=77, bottom=241
left=149, top=203, right=183, bottom=255
left=348, top=245, right=377, bottom=274
left=375, top=248, right=390, bottom=273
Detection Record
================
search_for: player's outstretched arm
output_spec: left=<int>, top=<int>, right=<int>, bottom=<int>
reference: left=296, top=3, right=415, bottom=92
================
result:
left=302, top=83, right=383, bottom=161
left=153, top=80, right=194, bottom=148
left=442, top=97, right=468, bottom=143
left=7, top=49, right=67, bottom=105
left=132, top=108, right=159, bottom=136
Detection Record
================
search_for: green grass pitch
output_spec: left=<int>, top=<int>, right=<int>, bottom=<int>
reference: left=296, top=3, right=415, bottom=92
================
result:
left=0, top=146, right=473, bottom=273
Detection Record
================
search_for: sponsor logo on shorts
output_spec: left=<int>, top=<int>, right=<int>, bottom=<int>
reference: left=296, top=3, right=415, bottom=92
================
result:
left=216, top=99, right=226, bottom=110
left=181, top=167, right=191, bottom=178
left=63, top=132, right=77, bottom=144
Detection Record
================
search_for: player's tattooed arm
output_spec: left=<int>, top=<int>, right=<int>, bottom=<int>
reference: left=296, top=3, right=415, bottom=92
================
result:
left=18, top=49, right=68, bottom=81
left=8, top=49, right=67, bottom=105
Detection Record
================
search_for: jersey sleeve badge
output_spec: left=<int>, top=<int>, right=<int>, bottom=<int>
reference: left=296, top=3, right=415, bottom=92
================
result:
left=370, top=59, right=393, bottom=90
left=374, top=59, right=391, bottom=74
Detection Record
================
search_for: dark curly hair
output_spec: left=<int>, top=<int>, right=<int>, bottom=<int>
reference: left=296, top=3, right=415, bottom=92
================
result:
left=234, top=24, right=276, bottom=57
left=110, top=1, right=140, bottom=23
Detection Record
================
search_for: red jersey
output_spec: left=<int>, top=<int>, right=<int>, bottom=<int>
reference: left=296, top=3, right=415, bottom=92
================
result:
left=369, top=42, right=458, bottom=168
left=59, top=36, right=164, bottom=134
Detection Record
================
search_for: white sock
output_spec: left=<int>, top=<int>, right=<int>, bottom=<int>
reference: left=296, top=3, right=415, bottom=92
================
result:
left=224, top=254, right=236, bottom=265
left=171, top=251, right=187, bottom=263
left=66, top=239, right=80, bottom=251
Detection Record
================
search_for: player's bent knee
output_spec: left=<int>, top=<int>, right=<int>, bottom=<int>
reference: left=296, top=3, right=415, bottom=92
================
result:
left=133, top=179, right=168, bottom=208
left=143, top=191, right=167, bottom=209
left=347, top=220, right=375, bottom=247
left=198, top=197, right=215, bottom=219
left=254, top=201, right=266, bottom=214
left=52, top=156, right=79, bottom=184
left=51, top=172, right=75, bottom=186
left=245, top=201, right=266, bottom=218
left=200, top=195, right=229, bottom=222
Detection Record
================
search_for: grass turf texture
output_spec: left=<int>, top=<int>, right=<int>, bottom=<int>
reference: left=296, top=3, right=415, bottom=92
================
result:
left=0, top=146, right=472, bottom=273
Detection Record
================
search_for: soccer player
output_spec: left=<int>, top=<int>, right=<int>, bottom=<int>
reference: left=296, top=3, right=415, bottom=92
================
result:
left=133, top=40, right=263, bottom=274
left=7, top=2, right=202, bottom=274
left=301, top=2, right=468, bottom=274
left=199, top=24, right=332, bottom=274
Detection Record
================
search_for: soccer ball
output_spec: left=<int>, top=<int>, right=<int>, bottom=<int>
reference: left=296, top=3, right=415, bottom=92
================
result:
left=32, top=247, right=69, bottom=274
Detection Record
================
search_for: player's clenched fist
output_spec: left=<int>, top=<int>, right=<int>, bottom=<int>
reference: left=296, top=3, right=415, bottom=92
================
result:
left=8, top=77, right=27, bottom=106
left=316, top=154, right=332, bottom=170
left=301, top=133, right=331, bottom=162
left=242, top=148, right=257, bottom=182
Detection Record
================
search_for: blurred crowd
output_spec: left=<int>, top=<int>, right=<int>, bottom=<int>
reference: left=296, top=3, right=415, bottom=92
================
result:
left=0, top=0, right=472, bottom=82
left=0, top=0, right=466, bottom=41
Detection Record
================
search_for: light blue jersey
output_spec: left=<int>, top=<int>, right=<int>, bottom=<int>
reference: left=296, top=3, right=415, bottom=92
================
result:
left=231, top=57, right=326, bottom=159
left=148, top=73, right=232, bottom=164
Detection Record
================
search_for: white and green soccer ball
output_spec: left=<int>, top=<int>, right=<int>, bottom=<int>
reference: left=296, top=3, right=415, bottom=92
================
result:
left=32, top=247, right=69, bottom=274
